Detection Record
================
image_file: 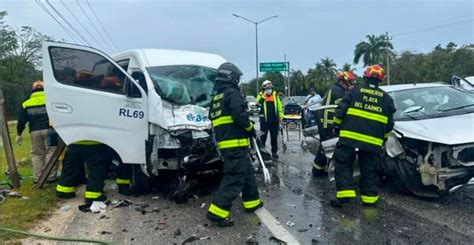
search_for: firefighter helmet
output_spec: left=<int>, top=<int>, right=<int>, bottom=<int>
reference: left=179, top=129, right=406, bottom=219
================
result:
left=31, top=80, right=44, bottom=91
left=336, top=71, right=355, bottom=83
left=363, top=64, right=385, bottom=81
left=216, top=62, right=243, bottom=85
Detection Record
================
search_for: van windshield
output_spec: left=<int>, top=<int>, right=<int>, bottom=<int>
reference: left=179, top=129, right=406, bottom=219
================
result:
left=147, top=65, right=217, bottom=107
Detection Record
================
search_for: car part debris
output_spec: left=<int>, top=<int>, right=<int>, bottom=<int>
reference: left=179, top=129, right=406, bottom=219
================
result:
left=100, top=231, right=112, bottom=235
left=269, top=236, right=287, bottom=244
left=182, top=235, right=199, bottom=244
left=90, top=201, right=107, bottom=214
left=297, top=228, right=308, bottom=232
left=111, top=200, right=132, bottom=208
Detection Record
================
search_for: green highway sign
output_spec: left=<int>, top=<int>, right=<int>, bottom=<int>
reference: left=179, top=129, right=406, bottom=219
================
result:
left=260, top=62, right=288, bottom=72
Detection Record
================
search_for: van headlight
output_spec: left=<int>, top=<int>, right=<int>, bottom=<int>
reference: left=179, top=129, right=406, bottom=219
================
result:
left=385, top=132, right=405, bottom=157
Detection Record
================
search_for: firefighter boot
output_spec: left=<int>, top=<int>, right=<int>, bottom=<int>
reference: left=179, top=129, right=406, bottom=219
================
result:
left=245, top=201, right=264, bottom=213
left=206, top=213, right=235, bottom=227
left=330, top=198, right=355, bottom=208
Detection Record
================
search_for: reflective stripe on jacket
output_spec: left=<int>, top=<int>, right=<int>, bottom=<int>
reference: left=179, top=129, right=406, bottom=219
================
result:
left=210, top=81, right=253, bottom=154
left=256, top=90, right=283, bottom=122
left=17, top=91, right=50, bottom=134
left=334, top=83, right=396, bottom=153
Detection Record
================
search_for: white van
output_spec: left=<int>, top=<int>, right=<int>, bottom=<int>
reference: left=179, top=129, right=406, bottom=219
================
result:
left=42, top=42, right=228, bottom=189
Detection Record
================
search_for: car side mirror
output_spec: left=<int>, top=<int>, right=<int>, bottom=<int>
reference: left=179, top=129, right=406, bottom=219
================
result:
left=125, top=80, right=142, bottom=98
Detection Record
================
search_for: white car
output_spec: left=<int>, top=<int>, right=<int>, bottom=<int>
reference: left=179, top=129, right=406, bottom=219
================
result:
left=382, top=83, right=474, bottom=197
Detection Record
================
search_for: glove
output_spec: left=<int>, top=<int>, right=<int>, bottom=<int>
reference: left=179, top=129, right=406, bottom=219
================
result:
left=248, top=128, right=257, bottom=138
left=15, top=135, right=23, bottom=145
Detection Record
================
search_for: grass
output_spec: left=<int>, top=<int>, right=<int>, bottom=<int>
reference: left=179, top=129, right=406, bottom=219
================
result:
left=0, top=122, right=59, bottom=240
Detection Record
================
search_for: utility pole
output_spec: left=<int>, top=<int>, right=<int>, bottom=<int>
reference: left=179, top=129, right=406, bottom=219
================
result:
left=233, top=14, right=279, bottom=95
left=385, top=31, right=392, bottom=85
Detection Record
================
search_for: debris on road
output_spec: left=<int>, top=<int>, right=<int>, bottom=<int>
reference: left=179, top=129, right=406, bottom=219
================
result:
left=152, top=196, right=160, bottom=200
left=90, top=201, right=107, bottom=213
left=245, top=235, right=259, bottom=244
left=111, top=199, right=132, bottom=208
left=286, top=221, right=295, bottom=228
left=297, top=228, right=309, bottom=232
left=100, top=231, right=112, bottom=235
left=311, top=238, right=319, bottom=244
left=60, top=204, right=71, bottom=212
left=200, top=203, right=206, bottom=208
left=182, top=235, right=213, bottom=244
left=173, top=229, right=182, bottom=237
left=269, top=236, right=287, bottom=244
left=99, top=215, right=110, bottom=220
left=287, top=204, right=297, bottom=208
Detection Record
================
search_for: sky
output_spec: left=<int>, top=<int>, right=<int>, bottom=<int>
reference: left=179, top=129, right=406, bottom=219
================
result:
left=1, top=0, right=473, bottom=81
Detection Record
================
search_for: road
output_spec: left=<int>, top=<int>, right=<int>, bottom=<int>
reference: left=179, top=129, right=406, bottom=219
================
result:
left=26, top=128, right=473, bottom=244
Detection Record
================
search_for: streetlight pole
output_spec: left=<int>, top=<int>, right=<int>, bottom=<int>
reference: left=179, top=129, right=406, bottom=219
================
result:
left=233, top=14, right=278, bottom=95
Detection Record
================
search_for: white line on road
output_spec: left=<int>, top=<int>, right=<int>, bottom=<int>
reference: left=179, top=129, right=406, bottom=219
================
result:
left=255, top=207, right=300, bottom=245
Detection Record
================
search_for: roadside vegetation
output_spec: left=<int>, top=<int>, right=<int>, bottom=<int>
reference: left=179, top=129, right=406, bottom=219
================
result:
left=0, top=123, right=59, bottom=240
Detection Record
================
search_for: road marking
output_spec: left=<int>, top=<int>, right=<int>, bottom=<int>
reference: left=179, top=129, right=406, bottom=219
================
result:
left=255, top=207, right=300, bottom=245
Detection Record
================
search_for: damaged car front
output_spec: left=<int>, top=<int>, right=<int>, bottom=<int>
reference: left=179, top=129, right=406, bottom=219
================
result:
left=383, top=84, right=474, bottom=198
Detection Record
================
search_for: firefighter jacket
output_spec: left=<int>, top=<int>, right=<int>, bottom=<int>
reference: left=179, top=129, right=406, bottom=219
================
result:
left=210, top=80, right=254, bottom=158
left=17, top=91, right=50, bottom=134
left=319, top=82, right=346, bottom=129
left=334, top=82, right=396, bottom=153
left=256, top=90, right=283, bottom=123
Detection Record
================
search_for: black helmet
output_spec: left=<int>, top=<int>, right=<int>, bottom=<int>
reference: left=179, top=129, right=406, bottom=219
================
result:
left=216, top=62, right=243, bottom=85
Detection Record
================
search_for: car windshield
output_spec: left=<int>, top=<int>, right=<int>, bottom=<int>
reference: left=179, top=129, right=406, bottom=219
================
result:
left=389, top=86, right=474, bottom=121
left=291, top=96, right=306, bottom=105
left=246, top=96, right=256, bottom=102
left=147, top=65, right=217, bottom=107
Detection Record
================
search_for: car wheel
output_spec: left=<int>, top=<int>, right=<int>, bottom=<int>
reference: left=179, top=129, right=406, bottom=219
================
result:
left=394, top=158, right=448, bottom=198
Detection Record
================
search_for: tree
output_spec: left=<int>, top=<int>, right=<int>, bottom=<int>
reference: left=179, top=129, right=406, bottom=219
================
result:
left=353, top=34, right=393, bottom=66
left=342, top=63, right=355, bottom=72
left=316, top=57, right=337, bottom=88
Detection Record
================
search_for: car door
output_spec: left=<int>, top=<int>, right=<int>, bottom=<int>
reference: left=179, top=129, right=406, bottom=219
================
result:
left=43, top=42, right=148, bottom=164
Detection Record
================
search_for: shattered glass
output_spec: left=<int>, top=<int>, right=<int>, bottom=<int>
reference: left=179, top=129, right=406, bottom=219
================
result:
left=147, top=65, right=217, bottom=107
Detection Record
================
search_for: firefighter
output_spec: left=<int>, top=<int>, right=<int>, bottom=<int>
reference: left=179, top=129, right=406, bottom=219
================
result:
left=56, top=141, right=112, bottom=205
left=207, top=62, right=262, bottom=227
left=256, top=80, right=283, bottom=159
left=330, top=65, right=395, bottom=207
left=312, top=71, right=355, bottom=177
left=16, top=80, right=58, bottom=183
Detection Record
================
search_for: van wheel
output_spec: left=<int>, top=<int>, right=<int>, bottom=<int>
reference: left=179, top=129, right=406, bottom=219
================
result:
left=132, top=165, right=152, bottom=195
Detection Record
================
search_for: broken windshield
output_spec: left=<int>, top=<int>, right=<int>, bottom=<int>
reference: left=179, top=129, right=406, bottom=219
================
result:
left=147, top=65, right=217, bottom=107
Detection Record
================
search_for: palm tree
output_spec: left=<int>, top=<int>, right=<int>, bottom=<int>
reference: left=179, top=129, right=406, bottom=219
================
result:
left=316, top=57, right=337, bottom=87
left=342, top=63, right=355, bottom=72
left=353, top=34, right=393, bottom=66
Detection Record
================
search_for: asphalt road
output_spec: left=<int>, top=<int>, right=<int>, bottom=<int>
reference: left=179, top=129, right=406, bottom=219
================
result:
left=28, top=126, right=474, bottom=245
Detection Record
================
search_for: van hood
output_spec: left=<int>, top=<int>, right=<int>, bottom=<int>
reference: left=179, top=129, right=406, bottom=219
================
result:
left=395, top=113, right=474, bottom=145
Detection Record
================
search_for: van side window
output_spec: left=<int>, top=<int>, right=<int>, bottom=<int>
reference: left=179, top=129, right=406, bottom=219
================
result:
left=50, top=47, right=126, bottom=95
left=132, top=72, right=148, bottom=94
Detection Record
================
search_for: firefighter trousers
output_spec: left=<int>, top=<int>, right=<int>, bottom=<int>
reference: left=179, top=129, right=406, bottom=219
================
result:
left=208, top=152, right=260, bottom=219
left=57, top=144, right=111, bottom=202
left=333, top=144, right=381, bottom=205
left=260, top=121, right=279, bottom=155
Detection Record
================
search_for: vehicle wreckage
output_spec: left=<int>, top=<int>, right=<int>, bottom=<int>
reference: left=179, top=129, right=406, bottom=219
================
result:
left=304, top=83, right=474, bottom=198
left=43, top=42, right=271, bottom=202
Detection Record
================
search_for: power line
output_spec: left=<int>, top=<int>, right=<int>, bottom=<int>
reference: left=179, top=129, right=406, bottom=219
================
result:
left=60, top=0, right=108, bottom=52
left=393, top=17, right=474, bottom=36
left=74, top=0, right=113, bottom=53
left=44, top=0, right=91, bottom=46
left=35, top=0, right=80, bottom=44
left=85, top=0, right=119, bottom=52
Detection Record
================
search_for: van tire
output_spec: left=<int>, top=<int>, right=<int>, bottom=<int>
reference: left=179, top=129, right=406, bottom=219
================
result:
left=132, top=165, right=152, bottom=195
